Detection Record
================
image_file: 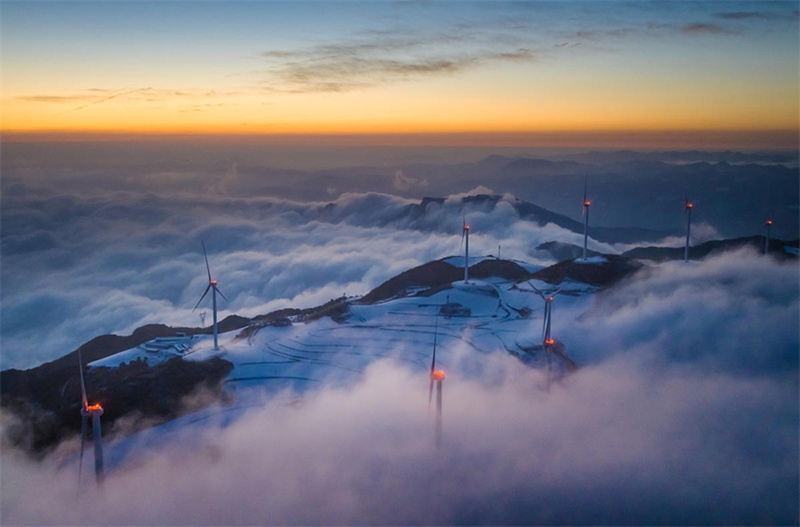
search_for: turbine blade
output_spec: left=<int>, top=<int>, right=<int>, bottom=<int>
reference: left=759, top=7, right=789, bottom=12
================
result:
left=546, top=308, right=552, bottom=341
left=541, top=317, right=547, bottom=342
left=92, top=415, right=105, bottom=485
left=541, top=305, right=548, bottom=342
left=78, top=413, right=87, bottom=489
left=583, top=176, right=588, bottom=203
left=202, top=241, right=212, bottom=282
left=431, top=312, right=439, bottom=373
left=582, top=176, right=588, bottom=219
left=429, top=307, right=439, bottom=411
left=193, top=284, right=211, bottom=311
left=77, top=350, right=88, bottom=408
left=526, top=281, right=546, bottom=299
left=214, top=285, right=228, bottom=302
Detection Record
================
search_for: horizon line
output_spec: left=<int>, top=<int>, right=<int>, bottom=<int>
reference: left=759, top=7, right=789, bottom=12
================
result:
left=2, top=128, right=797, bottom=151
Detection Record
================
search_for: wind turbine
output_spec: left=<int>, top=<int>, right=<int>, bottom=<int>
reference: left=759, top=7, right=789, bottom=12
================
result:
left=684, top=198, right=693, bottom=262
left=193, top=242, right=228, bottom=351
left=582, top=177, right=590, bottom=260
left=764, top=220, right=772, bottom=255
left=460, top=218, right=470, bottom=283
left=527, top=282, right=561, bottom=390
left=77, top=349, right=104, bottom=488
left=428, top=310, right=445, bottom=448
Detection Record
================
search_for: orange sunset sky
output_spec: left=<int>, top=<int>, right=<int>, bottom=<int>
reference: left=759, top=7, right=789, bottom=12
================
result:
left=2, top=1, right=798, bottom=149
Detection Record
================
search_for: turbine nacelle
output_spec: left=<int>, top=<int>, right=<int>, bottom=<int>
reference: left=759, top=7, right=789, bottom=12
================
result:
left=766, top=220, right=773, bottom=226
left=583, top=201, right=590, bottom=207
left=431, top=370, right=445, bottom=381
left=686, top=202, right=693, bottom=210
left=83, top=403, right=103, bottom=415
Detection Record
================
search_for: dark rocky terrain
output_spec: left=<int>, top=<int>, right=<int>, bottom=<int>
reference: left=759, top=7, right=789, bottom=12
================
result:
left=536, top=241, right=604, bottom=261
left=530, top=256, right=644, bottom=287
left=358, top=260, right=464, bottom=304
left=622, top=235, right=800, bottom=262
left=2, top=356, right=233, bottom=457
left=1, top=317, right=248, bottom=456
left=1, top=316, right=249, bottom=405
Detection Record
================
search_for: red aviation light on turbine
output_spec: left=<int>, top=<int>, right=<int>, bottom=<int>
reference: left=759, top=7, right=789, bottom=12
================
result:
left=686, top=203, right=693, bottom=209
left=210, top=280, right=217, bottom=285
left=86, top=403, right=103, bottom=412
left=431, top=370, right=445, bottom=381
left=464, top=225, right=470, bottom=230
left=545, top=339, right=554, bottom=345
left=766, top=220, right=773, bottom=225
left=583, top=201, right=590, bottom=207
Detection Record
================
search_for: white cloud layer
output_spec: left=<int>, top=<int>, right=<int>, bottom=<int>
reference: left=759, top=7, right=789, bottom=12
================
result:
left=1, top=249, right=797, bottom=525
left=2, top=178, right=615, bottom=369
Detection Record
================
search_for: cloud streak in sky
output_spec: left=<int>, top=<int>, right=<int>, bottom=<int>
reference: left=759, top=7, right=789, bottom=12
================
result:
left=16, top=95, right=94, bottom=104
left=259, top=28, right=538, bottom=93
left=17, top=87, right=242, bottom=115
left=65, top=87, right=153, bottom=113
left=255, top=3, right=774, bottom=96
left=679, top=22, right=734, bottom=35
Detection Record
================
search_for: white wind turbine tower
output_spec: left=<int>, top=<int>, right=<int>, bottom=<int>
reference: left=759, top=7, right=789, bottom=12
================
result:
left=77, top=349, right=104, bottom=488
left=528, top=282, right=562, bottom=390
left=460, top=217, right=470, bottom=283
left=193, top=242, right=228, bottom=351
left=428, top=310, right=445, bottom=448
left=684, top=198, right=693, bottom=262
left=582, top=177, right=590, bottom=260
left=764, top=219, right=773, bottom=255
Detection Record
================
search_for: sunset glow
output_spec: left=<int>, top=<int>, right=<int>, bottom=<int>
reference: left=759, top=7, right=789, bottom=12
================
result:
left=2, top=1, right=797, bottom=149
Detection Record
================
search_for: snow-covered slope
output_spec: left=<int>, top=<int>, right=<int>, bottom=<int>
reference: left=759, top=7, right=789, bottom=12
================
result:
left=93, top=266, right=597, bottom=470
left=94, top=277, right=595, bottom=391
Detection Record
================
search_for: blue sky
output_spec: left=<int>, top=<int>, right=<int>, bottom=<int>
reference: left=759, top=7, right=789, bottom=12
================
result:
left=2, top=0, right=797, bottom=141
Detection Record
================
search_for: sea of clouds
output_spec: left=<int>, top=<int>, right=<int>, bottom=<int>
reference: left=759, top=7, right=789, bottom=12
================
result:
left=2, top=165, right=622, bottom=370
left=1, top=152, right=797, bottom=525
left=1, top=248, right=797, bottom=525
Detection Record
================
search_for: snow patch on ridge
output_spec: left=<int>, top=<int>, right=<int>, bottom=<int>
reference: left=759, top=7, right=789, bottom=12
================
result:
left=574, top=256, right=608, bottom=265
